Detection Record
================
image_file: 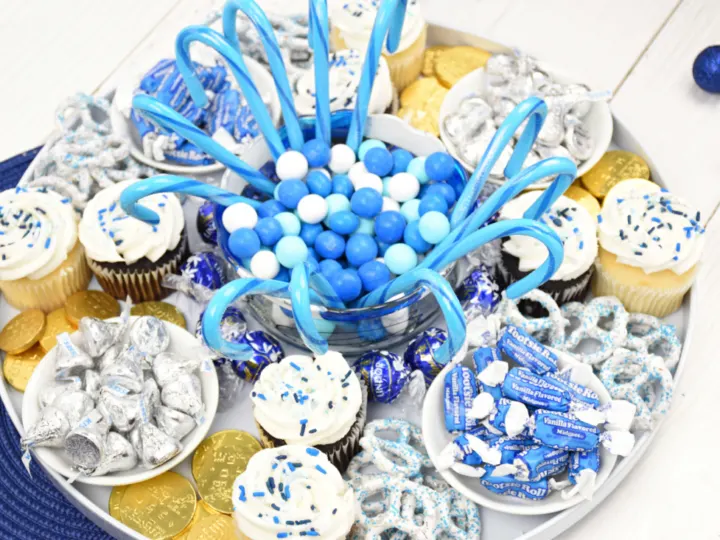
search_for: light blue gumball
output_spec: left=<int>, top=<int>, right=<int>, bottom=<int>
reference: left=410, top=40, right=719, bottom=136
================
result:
left=354, top=217, right=375, bottom=236
left=400, top=199, right=421, bottom=222
left=407, top=157, right=429, bottom=184
left=384, top=243, right=418, bottom=275
left=274, top=212, right=301, bottom=236
left=275, top=236, right=309, bottom=268
left=418, top=211, right=451, bottom=244
left=325, top=194, right=351, bottom=216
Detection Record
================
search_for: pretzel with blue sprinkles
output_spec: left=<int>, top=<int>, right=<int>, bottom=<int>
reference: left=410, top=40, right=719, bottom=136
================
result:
left=561, top=297, right=629, bottom=365
left=624, top=313, right=682, bottom=371
left=599, top=348, right=674, bottom=430
left=497, top=289, right=568, bottom=348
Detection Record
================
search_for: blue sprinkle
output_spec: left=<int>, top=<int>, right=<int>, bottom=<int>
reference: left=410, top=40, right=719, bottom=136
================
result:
left=579, top=241, right=584, bottom=250
left=651, top=217, right=662, bottom=223
left=271, top=503, right=280, bottom=511
left=253, top=491, right=265, bottom=497
left=238, top=485, right=247, bottom=502
left=597, top=215, right=603, bottom=223
left=290, top=361, right=302, bottom=371
left=284, top=485, right=290, bottom=500
left=257, top=393, right=267, bottom=400
left=273, top=516, right=280, bottom=524
left=675, top=242, right=681, bottom=252
left=44, top=238, right=51, bottom=249
left=315, top=465, right=327, bottom=475
left=277, top=533, right=288, bottom=539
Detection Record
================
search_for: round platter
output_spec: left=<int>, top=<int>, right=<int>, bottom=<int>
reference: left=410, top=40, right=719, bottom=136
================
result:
left=0, top=46, right=696, bottom=540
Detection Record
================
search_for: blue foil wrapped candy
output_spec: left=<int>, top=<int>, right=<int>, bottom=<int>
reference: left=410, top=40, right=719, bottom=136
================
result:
left=458, top=264, right=500, bottom=317
left=404, top=327, right=448, bottom=385
left=237, top=330, right=284, bottom=381
left=197, top=200, right=218, bottom=245
left=353, top=350, right=410, bottom=404
left=180, top=252, right=226, bottom=290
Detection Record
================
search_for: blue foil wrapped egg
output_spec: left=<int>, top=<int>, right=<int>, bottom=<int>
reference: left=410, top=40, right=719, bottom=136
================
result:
left=457, top=264, right=501, bottom=316
left=353, top=350, right=410, bottom=403
left=237, top=330, right=285, bottom=381
left=693, top=46, right=720, bottom=93
left=180, top=252, right=226, bottom=290
left=197, top=200, right=218, bottom=245
left=403, top=327, right=448, bottom=385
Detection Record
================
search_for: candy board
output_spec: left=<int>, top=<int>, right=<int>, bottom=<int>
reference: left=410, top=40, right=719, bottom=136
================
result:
left=0, top=21, right=697, bottom=540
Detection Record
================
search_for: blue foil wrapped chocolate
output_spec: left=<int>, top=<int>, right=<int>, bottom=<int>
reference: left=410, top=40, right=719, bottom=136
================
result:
left=458, top=264, right=500, bottom=317
left=403, top=327, right=448, bottom=385
left=179, top=252, right=226, bottom=290
left=197, top=200, right=218, bottom=245
left=237, top=330, right=284, bottom=381
left=353, top=350, right=410, bottom=404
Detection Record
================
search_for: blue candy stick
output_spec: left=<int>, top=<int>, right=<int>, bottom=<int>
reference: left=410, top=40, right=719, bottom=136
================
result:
left=223, top=0, right=304, bottom=151
left=308, top=0, right=331, bottom=145
left=175, top=26, right=285, bottom=160
left=132, top=95, right=276, bottom=194
left=120, top=175, right=259, bottom=226
left=346, top=0, right=409, bottom=151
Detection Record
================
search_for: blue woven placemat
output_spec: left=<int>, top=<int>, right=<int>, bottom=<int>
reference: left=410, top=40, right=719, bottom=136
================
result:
left=0, top=148, right=113, bottom=540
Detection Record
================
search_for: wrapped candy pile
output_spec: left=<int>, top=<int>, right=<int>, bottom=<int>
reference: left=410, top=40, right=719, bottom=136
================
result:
left=440, top=325, right=637, bottom=500
left=21, top=314, right=208, bottom=477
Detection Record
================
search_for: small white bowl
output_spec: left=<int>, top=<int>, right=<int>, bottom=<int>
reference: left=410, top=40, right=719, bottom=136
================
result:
left=422, top=348, right=617, bottom=515
left=439, top=65, right=613, bottom=186
left=22, top=316, right=219, bottom=486
left=110, top=55, right=281, bottom=175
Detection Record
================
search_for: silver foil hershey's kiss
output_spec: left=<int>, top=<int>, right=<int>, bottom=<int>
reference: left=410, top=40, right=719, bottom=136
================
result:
left=130, top=317, right=170, bottom=356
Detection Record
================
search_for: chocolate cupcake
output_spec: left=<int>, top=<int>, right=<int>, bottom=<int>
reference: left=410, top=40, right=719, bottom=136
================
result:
left=78, top=179, right=188, bottom=302
left=496, top=191, right=598, bottom=315
left=251, top=351, right=367, bottom=473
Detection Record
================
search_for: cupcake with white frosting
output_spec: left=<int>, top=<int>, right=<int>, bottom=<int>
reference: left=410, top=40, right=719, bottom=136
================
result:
left=594, top=179, right=705, bottom=317
left=330, top=0, right=427, bottom=90
left=251, top=351, right=367, bottom=472
left=294, top=49, right=395, bottom=117
left=0, top=187, right=91, bottom=311
left=79, top=179, right=187, bottom=302
left=496, top=191, right=598, bottom=312
left=232, top=445, right=356, bottom=540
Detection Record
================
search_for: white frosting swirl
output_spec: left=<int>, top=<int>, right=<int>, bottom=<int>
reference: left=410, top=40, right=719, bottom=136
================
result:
left=294, top=49, right=393, bottom=117
left=78, top=179, right=184, bottom=265
left=499, top=192, right=598, bottom=281
left=252, top=352, right=362, bottom=446
left=0, top=188, right=78, bottom=281
left=598, top=179, right=705, bottom=274
left=330, top=0, right=425, bottom=53
left=232, top=445, right=356, bottom=540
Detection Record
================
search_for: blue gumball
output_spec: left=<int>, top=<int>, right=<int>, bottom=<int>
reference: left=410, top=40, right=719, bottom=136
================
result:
left=363, top=147, right=393, bottom=177
left=425, top=183, right=457, bottom=206
left=302, top=138, right=331, bottom=167
left=327, top=210, right=360, bottom=235
left=319, top=259, right=342, bottom=279
left=300, top=222, right=324, bottom=246
left=391, top=149, right=413, bottom=174
left=276, top=180, right=309, bottom=209
left=257, top=199, right=286, bottom=219
left=328, top=269, right=363, bottom=302
left=332, top=174, right=354, bottom=198
left=314, top=230, right=346, bottom=260
left=693, top=46, right=720, bottom=93
left=275, top=267, right=290, bottom=282
left=418, top=194, right=449, bottom=216
left=404, top=219, right=432, bottom=253
left=351, top=187, right=383, bottom=218
left=254, top=217, right=284, bottom=247
left=306, top=170, right=332, bottom=197
left=374, top=211, right=406, bottom=244
left=345, top=234, right=378, bottom=267
left=229, top=228, right=260, bottom=259
left=424, top=152, right=455, bottom=182
left=358, top=139, right=386, bottom=160
left=358, top=260, right=391, bottom=292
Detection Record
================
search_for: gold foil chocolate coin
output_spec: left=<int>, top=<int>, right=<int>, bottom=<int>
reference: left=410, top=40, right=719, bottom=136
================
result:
left=39, top=308, right=77, bottom=352
left=564, top=184, right=602, bottom=216
left=187, top=515, right=237, bottom=540
left=0, top=309, right=45, bottom=354
left=581, top=150, right=651, bottom=199
left=132, top=301, right=186, bottom=329
left=192, top=430, right=262, bottom=514
left=109, top=471, right=197, bottom=540
left=422, top=45, right=450, bottom=77
left=65, top=290, right=121, bottom=325
left=3, top=344, right=44, bottom=392
left=173, top=501, right=220, bottom=540
left=434, top=46, right=492, bottom=88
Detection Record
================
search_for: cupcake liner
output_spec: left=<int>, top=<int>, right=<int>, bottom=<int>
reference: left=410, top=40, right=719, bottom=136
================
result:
left=592, top=259, right=694, bottom=318
left=86, top=232, right=188, bottom=303
left=255, top=382, right=368, bottom=473
left=0, top=241, right=91, bottom=312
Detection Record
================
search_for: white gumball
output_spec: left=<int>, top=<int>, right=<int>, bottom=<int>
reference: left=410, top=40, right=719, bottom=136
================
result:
left=382, top=197, right=401, bottom=213
left=348, top=162, right=368, bottom=187
left=355, top=173, right=383, bottom=193
left=276, top=150, right=309, bottom=181
left=296, top=194, right=328, bottom=224
left=250, top=250, right=280, bottom=279
left=222, top=202, right=258, bottom=232
left=387, top=172, right=420, bottom=203
left=329, top=144, right=356, bottom=174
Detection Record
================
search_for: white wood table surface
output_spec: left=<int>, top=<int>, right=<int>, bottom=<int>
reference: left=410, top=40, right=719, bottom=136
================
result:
left=1, top=0, right=720, bottom=538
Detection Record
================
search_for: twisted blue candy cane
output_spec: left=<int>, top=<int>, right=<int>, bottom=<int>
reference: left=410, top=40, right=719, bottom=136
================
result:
left=175, top=25, right=286, bottom=160
left=450, top=97, right=548, bottom=229
left=308, top=0, right=330, bottom=145
left=223, top=0, right=305, bottom=151
left=120, top=175, right=258, bottom=225
left=346, top=0, right=408, bottom=152
left=289, top=263, right=345, bottom=354
left=131, top=94, right=276, bottom=194
left=357, top=268, right=466, bottom=364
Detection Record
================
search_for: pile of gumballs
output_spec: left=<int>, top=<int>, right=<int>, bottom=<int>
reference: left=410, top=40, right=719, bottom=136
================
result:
left=221, top=138, right=459, bottom=304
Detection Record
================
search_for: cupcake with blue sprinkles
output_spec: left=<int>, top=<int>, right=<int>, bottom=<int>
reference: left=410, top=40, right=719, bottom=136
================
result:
left=79, top=179, right=188, bottom=302
left=250, top=351, right=367, bottom=473
left=232, top=445, right=356, bottom=540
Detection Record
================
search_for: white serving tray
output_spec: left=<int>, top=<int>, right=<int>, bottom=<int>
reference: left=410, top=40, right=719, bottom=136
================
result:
left=1, top=26, right=695, bottom=540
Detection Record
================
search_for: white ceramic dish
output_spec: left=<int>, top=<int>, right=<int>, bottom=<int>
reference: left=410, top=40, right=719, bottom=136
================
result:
left=439, top=65, right=614, bottom=186
left=110, top=55, right=281, bottom=175
left=21, top=316, right=219, bottom=487
left=422, top=347, right=616, bottom=515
